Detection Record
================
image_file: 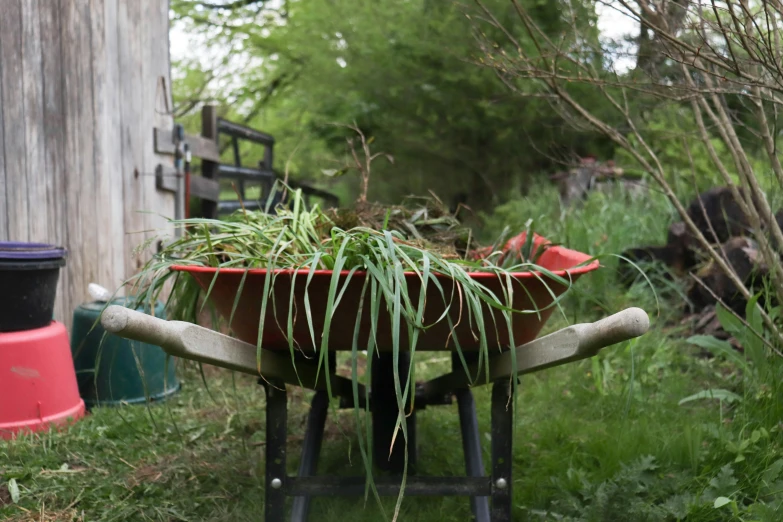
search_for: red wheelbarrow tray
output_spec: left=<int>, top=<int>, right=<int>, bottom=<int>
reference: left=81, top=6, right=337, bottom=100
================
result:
left=87, top=234, right=652, bottom=522
left=169, top=232, right=600, bottom=353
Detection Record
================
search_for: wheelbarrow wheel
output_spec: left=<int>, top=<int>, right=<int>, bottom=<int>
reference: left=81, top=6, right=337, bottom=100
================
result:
left=371, top=351, right=417, bottom=474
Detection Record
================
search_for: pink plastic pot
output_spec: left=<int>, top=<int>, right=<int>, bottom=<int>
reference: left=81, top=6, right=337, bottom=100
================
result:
left=0, top=321, right=85, bottom=439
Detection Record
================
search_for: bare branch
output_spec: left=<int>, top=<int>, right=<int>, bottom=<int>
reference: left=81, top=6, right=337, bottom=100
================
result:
left=472, top=0, right=783, bottom=348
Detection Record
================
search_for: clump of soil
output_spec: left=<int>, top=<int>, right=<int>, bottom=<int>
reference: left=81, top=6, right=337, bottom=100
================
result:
left=327, top=196, right=477, bottom=259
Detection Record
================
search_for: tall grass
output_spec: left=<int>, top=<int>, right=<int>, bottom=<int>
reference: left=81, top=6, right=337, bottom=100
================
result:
left=481, top=179, right=679, bottom=324
left=479, top=180, right=783, bottom=520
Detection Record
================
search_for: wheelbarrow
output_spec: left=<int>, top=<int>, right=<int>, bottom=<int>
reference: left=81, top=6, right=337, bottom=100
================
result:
left=99, top=235, right=649, bottom=522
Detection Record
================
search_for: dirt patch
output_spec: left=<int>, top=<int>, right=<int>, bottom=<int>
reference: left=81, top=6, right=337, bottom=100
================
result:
left=5, top=508, right=80, bottom=522
left=196, top=405, right=234, bottom=423
left=126, top=455, right=177, bottom=489
left=327, top=197, right=475, bottom=259
left=335, top=354, right=367, bottom=379
left=0, top=484, right=11, bottom=506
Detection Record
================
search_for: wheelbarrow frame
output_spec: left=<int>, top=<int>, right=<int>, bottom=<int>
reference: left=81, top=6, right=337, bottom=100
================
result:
left=101, top=304, right=649, bottom=522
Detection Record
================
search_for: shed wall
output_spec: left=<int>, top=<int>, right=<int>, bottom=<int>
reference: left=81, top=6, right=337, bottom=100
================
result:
left=0, top=0, right=175, bottom=331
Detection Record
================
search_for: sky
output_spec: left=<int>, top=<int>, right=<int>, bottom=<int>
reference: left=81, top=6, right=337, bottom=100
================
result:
left=168, top=2, right=640, bottom=78
left=595, top=1, right=640, bottom=72
left=596, top=1, right=638, bottom=40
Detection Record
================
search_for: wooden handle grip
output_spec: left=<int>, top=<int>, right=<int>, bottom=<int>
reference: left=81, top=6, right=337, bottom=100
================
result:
left=572, top=307, right=650, bottom=353
left=100, top=305, right=355, bottom=393
left=100, top=304, right=186, bottom=353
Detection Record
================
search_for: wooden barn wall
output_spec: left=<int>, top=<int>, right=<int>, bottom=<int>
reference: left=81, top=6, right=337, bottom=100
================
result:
left=0, top=0, right=175, bottom=331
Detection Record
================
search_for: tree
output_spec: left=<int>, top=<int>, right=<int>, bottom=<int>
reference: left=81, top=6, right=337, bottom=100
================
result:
left=473, top=0, right=783, bottom=345
left=169, top=0, right=613, bottom=211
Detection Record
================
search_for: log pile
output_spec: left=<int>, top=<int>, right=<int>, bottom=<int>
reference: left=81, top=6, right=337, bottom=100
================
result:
left=550, top=157, right=649, bottom=208
left=618, top=186, right=782, bottom=341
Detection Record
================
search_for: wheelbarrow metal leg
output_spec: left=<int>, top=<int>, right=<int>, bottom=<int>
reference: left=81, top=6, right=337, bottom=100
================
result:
left=491, top=381, right=513, bottom=522
left=264, top=380, right=288, bottom=522
left=456, top=388, right=491, bottom=522
left=290, top=390, right=329, bottom=522
left=372, top=352, right=417, bottom=474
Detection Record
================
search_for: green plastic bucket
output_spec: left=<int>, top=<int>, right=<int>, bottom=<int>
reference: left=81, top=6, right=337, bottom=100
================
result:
left=70, top=298, right=180, bottom=408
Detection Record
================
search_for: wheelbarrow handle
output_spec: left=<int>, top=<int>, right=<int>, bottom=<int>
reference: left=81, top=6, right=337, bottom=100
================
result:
left=571, top=306, right=649, bottom=353
left=489, top=306, right=650, bottom=381
left=101, top=304, right=188, bottom=353
left=422, top=307, right=650, bottom=395
left=100, top=305, right=354, bottom=394
left=100, top=305, right=254, bottom=373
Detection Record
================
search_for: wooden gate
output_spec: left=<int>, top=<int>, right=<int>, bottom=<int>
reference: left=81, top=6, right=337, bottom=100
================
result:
left=153, top=105, right=338, bottom=222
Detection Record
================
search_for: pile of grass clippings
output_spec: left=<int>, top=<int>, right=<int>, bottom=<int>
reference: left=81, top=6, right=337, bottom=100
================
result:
left=327, top=195, right=474, bottom=259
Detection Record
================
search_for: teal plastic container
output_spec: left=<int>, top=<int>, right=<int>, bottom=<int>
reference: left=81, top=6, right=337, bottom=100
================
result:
left=70, top=298, right=180, bottom=408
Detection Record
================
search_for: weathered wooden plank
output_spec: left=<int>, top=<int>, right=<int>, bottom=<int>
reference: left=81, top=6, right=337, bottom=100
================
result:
left=22, top=0, right=47, bottom=243
left=0, top=10, right=7, bottom=241
left=153, top=126, right=175, bottom=155
left=101, top=0, right=126, bottom=296
left=0, top=0, right=30, bottom=242
left=156, top=164, right=220, bottom=202
left=119, top=0, right=175, bottom=275
left=0, top=0, right=173, bottom=330
left=118, top=0, right=147, bottom=277
left=39, top=0, right=68, bottom=323
left=216, top=117, right=275, bottom=146
left=189, top=174, right=221, bottom=203
left=154, top=127, right=221, bottom=163
left=185, top=133, right=221, bottom=164
left=22, top=0, right=58, bottom=320
left=139, top=0, right=156, bottom=246
left=61, top=0, right=94, bottom=314
left=77, top=0, right=98, bottom=302
left=60, top=0, right=83, bottom=321
left=154, top=164, right=178, bottom=193
left=145, top=0, right=176, bottom=244
left=90, top=0, right=116, bottom=296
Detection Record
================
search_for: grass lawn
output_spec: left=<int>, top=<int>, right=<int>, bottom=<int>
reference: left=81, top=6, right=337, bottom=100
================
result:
left=3, top=316, right=770, bottom=522
left=4, top=184, right=782, bottom=521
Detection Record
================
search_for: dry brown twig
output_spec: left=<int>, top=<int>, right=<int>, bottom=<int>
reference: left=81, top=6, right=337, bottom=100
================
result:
left=326, top=121, right=395, bottom=203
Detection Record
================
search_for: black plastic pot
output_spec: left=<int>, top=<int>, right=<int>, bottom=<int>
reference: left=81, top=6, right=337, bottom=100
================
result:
left=0, top=242, right=67, bottom=332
